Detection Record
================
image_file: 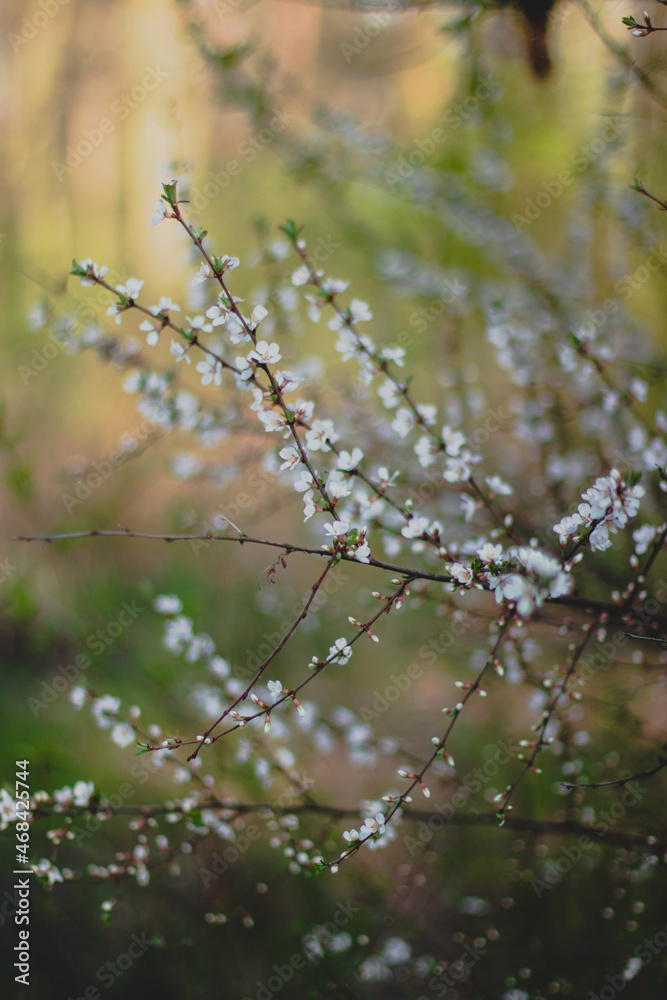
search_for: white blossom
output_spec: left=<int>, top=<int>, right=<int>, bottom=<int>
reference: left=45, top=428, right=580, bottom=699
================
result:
left=350, top=299, right=372, bottom=322
left=279, top=447, right=300, bottom=471
left=78, top=258, right=109, bottom=286
left=259, top=405, right=288, bottom=436
left=154, top=594, right=184, bottom=614
left=633, top=524, right=657, bottom=555
left=151, top=200, right=167, bottom=226
left=249, top=304, right=268, bottom=330
left=402, top=516, right=429, bottom=539
left=442, top=426, right=465, bottom=456
left=337, top=448, right=363, bottom=471
left=191, top=262, right=213, bottom=286
left=415, top=436, right=436, bottom=467
left=486, top=474, right=513, bottom=495
left=149, top=297, right=180, bottom=315
left=305, top=419, right=338, bottom=452
left=328, top=473, right=352, bottom=501
left=360, top=813, right=385, bottom=837
left=170, top=341, right=191, bottom=365
left=186, top=314, right=213, bottom=334
left=553, top=470, right=644, bottom=551
left=291, top=265, right=310, bottom=286
left=392, top=408, right=415, bottom=438
left=294, top=469, right=315, bottom=493
left=206, top=303, right=228, bottom=326
left=382, top=937, right=412, bottom=965
left=92, top=694, right=121, bottom=730
left=116, top=278, right=144, bottom=300
left=111, top=722, right=134, bottom=748
left=72, top=780, right=95, bottom=806
left=476, top=542, right=503, bottom=564
left=248, top=340, right=281, bottom=365
left=450, top=563, right=473, bottom=585
left=328, top=637, right=353, bottom=664
left=378, top=379, right=401, bottom=408
left=70, top=686, right=87, bottom=709
left=323, top=520, right=350, bottom=539
left=196, top=354, right=223, bottom=386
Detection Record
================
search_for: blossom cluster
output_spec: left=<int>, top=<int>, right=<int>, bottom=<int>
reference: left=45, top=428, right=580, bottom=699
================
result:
left=553, top=469, right=645, bottom=552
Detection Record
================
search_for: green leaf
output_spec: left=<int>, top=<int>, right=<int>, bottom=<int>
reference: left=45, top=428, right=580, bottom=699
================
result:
left=279, top=220, right=303, bottom=241
left=161, top=180, right=178, bottom=205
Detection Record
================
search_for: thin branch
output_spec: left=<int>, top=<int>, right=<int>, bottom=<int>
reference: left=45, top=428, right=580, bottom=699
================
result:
left=577, top=0, right=667, bottom=111
left=624, top=632, right=667, bottom=645
left=632, top=179, right=667, bottom=211
left=14, top=528, right=667, bottom=629
left=498, top=615, right=599, bottom=818
left=22, top=800, right=664, bottom=851
left=12, top=527, right=452, bottom=583
left=326, top=615, right=514, bottom=868
left=188, top=552, right=339, bottom=759
left=561, top=750, right=667, bottom=789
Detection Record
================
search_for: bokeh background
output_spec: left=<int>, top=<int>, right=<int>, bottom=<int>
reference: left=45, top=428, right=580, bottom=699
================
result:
left=1, top=0, right=667, bottom=997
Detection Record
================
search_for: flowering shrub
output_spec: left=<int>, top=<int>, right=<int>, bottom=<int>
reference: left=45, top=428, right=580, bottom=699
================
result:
left=6, top=4, right=667, bottom=994
left=9, top=169, right=667, bottom=991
